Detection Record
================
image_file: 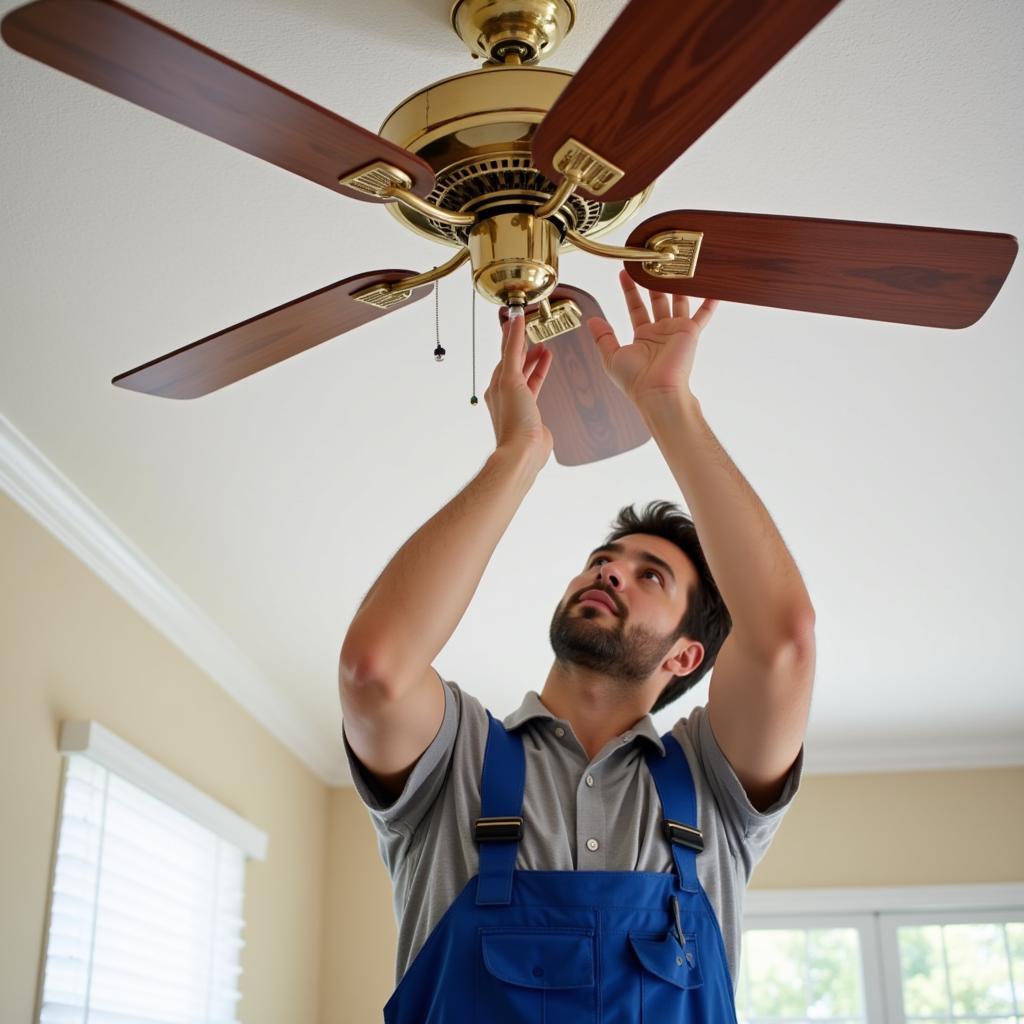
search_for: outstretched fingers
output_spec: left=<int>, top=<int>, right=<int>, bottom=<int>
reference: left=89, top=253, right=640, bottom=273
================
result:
left=692, top=297, right=719, bottom=330
left=525, top=344, right=552, bottom=396
left=587, top=316, right=620, bottom=365
left=618, top=270, right=652, bottom=329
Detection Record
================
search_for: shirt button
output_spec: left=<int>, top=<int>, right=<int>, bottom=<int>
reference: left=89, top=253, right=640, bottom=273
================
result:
left=554, top=726, right=565, bottom=737
left=586, top=838, right=599, bottom=852
left=585, top=775, right=594, bottom=787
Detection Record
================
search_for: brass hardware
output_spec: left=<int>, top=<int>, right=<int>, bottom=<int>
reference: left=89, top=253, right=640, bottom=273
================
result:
left=339, top=161, right=475, bottom=228
left=563, top=226, right=677, bottom=265
left=535, top=172, right=581, bottom=219
left=551, top=139, right=624, bottom=196
left=451, top=0, right=576, bottom=66
left=526, top=299, right=582, bottom=344
left=377, top=67, right=652, bottom=250
left=350, top=284, right=414, bottom=310
left=352, top=248, right=471, bottom=308
left=538, top=298, right=553, bottom=321
left=469, top=212, right=559, bottom=306
left=338, top=161, right=412, bottom=197
left=641, top=231, right=704, bottom=278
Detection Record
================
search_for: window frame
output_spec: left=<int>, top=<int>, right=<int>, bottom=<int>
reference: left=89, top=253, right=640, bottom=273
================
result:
left=742, top=884, right=1024, bottom=1024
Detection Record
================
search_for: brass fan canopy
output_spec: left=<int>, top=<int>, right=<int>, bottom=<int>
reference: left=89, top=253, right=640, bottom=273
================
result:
left=450, top=0, right=576, bottom=65
left=378, top=63, right=653, bottom=305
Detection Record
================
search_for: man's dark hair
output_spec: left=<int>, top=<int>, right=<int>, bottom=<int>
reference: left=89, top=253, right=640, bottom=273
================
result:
left=602, top=500, right=732, bottom=713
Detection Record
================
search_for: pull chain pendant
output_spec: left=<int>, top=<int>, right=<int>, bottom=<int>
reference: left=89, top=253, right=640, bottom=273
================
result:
left=470, top=287, right=478, bottom=405
left=433, top=272, right=445, bottom=361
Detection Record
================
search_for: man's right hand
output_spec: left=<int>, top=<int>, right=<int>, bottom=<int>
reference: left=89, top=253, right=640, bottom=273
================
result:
left=484, top=309, right=554, bottom=465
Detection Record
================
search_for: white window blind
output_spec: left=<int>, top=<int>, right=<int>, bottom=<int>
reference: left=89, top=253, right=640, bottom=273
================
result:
left=37, top=721, right=267, bottom=1024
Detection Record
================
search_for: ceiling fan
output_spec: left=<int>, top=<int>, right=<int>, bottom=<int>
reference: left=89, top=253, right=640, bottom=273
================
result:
left=3, top=0, right=1017, bottom=466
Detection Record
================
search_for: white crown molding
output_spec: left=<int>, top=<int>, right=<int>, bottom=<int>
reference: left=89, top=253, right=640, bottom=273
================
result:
left=745, top=883, right=1024, bottom=917
left=1, top=412, right=338, bottom=784
left=802, top=733, right=1024, bottom=775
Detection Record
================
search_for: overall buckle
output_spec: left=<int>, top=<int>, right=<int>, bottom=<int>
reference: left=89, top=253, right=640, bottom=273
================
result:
left=662, top=818, right=704, bottom=852
left=474, top=816, right=524, bottom=843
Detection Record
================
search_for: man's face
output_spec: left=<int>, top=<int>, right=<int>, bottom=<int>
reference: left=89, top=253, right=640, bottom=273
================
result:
left=548, top=532, right=700, bottom=686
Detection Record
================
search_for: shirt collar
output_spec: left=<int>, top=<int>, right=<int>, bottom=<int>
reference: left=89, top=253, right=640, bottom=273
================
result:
left=502, top=690, right=667, bottom=757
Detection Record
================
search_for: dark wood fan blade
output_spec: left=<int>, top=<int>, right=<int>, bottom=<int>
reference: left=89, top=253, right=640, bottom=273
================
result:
left=1, top=0, right=434, bottom=202
left=532, top=0, right=840, bottom=202
left=112, top=271, right=430, bottom=398
left=625, top=210, right=1018, bottom=328
left=499, top=286, right=650, bottom=466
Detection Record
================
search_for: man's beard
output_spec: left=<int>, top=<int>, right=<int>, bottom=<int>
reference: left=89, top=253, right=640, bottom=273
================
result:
left=548, top=597, right=678, bottom=685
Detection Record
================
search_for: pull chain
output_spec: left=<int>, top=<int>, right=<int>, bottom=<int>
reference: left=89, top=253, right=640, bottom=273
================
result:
left=470, top=288, right=478, bottom=405
left=433, top=271, right=445, bottom=361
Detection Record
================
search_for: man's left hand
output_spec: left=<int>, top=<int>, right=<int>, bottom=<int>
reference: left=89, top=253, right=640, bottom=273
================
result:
left=587, top=269, right=719, bottom=407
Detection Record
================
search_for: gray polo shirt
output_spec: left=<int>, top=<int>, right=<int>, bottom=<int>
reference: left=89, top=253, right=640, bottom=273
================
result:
left=342, top=676, right=803, bottom=990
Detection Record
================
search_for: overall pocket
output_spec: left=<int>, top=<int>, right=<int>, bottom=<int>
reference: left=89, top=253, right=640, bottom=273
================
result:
left=628, top=929, right=703, bottom=1020
left=476, top=926, right=597, bottom=1023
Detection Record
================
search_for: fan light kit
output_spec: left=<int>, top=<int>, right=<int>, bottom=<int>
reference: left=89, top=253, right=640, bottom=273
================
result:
left=2, top=0, right=1017, bottom=465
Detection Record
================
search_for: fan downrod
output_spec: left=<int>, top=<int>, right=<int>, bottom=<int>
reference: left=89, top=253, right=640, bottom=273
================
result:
left=450, top=0, right=576, bottom=66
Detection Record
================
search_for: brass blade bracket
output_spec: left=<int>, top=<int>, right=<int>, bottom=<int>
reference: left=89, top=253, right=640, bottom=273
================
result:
left=639, top=230, right=704, bottom=279
left=525, top=298, right=582, bottom=343
left=352, top=247, right=471, bottom=310
left=535, top=170, right=582, bottom=219
left=339, top=161, right=476, bottom=228
left=563, top=226, right=702, bottom=278
left=550, top=138, right=624, bottom=197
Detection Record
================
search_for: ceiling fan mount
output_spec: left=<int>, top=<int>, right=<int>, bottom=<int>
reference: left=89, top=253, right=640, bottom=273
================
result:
left=450, top=0, right=577, bottom=66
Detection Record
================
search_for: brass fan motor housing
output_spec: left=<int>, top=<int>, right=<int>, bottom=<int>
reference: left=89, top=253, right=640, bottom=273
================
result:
left=469, top=211, right=560, bottom=307
left=378, top=65, right=654, bottom=305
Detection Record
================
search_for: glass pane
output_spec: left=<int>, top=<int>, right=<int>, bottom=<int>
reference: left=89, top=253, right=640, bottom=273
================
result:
left=746, top=929, right=807, bottom=1019
left=945, top=923, right=1015, bottom=1016
left=807, top=928, right=863, bottom=1019
left=1007, top=922, right=1024, bottom=1009
left=899, top=924, right=950, bottom=1016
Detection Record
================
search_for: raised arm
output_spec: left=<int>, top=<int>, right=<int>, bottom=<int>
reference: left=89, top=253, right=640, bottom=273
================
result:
left=339, top=311, right=553, bottom=801
left=588, top=272, right=816, bottom=812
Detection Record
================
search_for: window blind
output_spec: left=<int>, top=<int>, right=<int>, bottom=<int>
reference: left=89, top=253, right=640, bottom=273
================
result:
left=38, top=753, right=248, bottom=1023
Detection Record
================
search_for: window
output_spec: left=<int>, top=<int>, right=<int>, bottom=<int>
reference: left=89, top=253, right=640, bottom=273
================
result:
left=37, top=720, right=268, bottom=1024
left=740, top=886, right=1024, bottom=1024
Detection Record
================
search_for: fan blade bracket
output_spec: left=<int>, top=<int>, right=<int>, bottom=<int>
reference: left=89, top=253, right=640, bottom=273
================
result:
left=638, top=231, right=705, bottom=279
left=352, top=247, right=472, bottom=308
left=551, top=138, right=624, bottom=197
left=525, top=299, right=582, bottom=344
left=338, top=160, right=413, bottom=197
left=563, top=226, right=678, bottom=267
left=339, top=161, right=475, bottom=227
left=351, top=283, right=415, bottom=310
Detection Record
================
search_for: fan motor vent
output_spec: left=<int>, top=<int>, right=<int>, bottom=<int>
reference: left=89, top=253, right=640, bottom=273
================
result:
left=423, top=156, right=604, bottom=244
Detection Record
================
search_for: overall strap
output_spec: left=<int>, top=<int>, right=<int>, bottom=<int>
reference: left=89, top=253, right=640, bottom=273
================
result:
left=645, top=733, right=702, bottom=893
left=474, top=710, right=525, bottom=906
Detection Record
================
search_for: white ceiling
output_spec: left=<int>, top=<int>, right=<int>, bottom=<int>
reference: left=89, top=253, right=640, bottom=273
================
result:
left=3, top=0, right=1022, bottom=785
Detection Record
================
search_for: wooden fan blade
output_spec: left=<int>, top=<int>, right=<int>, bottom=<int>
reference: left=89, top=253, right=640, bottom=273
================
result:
left=499, top=286, right=650, bottom=467
left=532, top=0, right=840, bottom=202
left=625, top=211, right=1018, bottom=329
left=1, top=0, right=434, bottom=202
left=112, top=271, right=430, bottom=399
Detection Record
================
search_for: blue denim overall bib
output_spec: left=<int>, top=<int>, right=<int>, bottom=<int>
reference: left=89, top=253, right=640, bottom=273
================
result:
left=383, top=709, right=739, bottom=1022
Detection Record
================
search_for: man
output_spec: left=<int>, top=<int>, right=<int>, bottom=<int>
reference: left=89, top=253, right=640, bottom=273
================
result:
left=339, top=270, right=816, bottom=1021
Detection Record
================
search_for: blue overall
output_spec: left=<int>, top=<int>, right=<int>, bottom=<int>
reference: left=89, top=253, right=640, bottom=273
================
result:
left=382, top=710, right=740, bottom=1022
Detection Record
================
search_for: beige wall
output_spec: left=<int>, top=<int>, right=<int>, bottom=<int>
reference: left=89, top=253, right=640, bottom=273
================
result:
left=0, top=492, right=329, bottom=1024
left=4, top=490, right=1022, bottom=1024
